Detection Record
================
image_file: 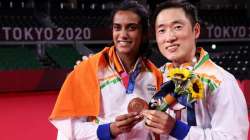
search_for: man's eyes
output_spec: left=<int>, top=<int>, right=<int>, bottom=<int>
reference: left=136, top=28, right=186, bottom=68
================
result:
left=157, top=25, right=183, bottom=34
left=158, top=29, right=165, bottom=34
left=174, top=25, right=183, bottom=31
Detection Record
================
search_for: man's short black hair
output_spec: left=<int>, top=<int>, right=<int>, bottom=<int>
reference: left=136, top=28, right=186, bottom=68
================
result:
left=152, top=0, right=199, bottom=29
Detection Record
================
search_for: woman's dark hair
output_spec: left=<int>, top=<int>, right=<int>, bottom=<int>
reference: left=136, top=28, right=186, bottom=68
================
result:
left=152, top=0, right=199, bottom=29
left=109, top=0, right=151, bottom=58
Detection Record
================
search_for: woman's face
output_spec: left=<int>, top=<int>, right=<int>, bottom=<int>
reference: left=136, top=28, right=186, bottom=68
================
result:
left=112, top=10, right=143, bottom=57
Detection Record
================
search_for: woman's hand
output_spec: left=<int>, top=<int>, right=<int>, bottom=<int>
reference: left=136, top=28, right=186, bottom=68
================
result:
left=142, top=110, right=176, bottom=135
left=110, top=112, right=143, bottom=137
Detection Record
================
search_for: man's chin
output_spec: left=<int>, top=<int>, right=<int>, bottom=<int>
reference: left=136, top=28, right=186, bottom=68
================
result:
left=166, top=56, right=178, bottom=62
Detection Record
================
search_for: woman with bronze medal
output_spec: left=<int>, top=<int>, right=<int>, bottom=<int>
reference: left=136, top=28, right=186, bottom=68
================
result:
left=49, top=1, right=163, bottom=140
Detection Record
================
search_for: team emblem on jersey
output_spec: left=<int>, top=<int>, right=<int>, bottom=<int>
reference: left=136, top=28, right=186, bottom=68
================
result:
left=147, top=84, right=156, bottom=92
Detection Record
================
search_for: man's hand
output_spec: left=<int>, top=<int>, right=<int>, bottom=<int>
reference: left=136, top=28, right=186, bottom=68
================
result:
left=142, top=110, right=176, bottom=135
left=110, top=112, right=143, bottom=137
left=74, top=54, right=93, bottom=68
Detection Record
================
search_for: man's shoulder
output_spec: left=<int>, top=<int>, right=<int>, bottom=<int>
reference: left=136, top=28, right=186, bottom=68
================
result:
left=158, top=63, right=170, bottom=73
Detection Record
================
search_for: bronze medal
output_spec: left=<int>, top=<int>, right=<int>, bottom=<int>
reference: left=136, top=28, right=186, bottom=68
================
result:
left=127, top=97, right=148, bottom=113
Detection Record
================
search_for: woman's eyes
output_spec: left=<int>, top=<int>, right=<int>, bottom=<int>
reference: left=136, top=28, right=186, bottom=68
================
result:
left=113, top=25, right=138, bottom=31
left=128, top=25, right=138, bottom=31
left=113, top=25, right=121, bottom=31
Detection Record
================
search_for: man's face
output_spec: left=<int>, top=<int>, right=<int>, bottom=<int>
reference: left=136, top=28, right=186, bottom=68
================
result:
left=155, top=8, right=200, bottom=66
left=112, top=10, right=142, bottom=57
